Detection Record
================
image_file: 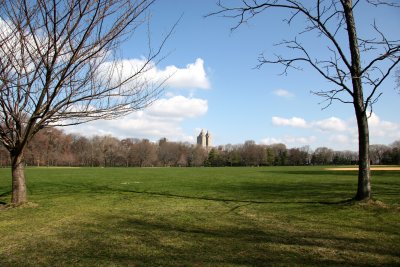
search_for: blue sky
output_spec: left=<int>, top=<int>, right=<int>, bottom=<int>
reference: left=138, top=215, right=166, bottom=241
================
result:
left=66, top=0, right=400, bottom=151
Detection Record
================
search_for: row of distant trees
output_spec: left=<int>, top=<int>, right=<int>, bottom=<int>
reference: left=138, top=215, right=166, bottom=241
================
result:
left=0, top=128, right=398, bottom=168
left=206, top=141, right=400, bottom=167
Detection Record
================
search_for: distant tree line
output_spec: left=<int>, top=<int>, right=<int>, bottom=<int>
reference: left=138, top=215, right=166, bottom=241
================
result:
left=0, top=129, right=399, bottom=168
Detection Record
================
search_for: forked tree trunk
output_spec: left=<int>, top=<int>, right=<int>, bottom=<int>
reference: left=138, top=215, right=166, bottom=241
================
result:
left=11, top=150, right=27, bottom=204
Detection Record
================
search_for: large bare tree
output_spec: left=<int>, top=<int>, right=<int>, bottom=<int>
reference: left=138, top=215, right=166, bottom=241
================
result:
left=210, top=0, right=400, bottom=201
left=0, top=0, right=168, bottom=205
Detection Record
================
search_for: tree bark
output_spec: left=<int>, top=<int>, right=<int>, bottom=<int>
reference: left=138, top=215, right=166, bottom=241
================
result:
left=11, top=150, right=27, bottom=205
left=355, top=108, right=371, bottom=200
left=342, top=0, right=371, bottom=200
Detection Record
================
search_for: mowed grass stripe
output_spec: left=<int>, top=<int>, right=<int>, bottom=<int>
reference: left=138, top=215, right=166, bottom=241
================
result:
left=0, top=166, right=399, bottom=266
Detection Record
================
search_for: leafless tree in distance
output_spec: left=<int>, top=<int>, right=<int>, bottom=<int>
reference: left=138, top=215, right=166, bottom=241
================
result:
left=0, top=0, right=171, bottom=205
left=209, top=0, right=400, bottom=201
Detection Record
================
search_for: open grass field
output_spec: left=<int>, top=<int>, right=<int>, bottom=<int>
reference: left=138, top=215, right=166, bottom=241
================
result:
left=0, top=166, right=399, bottom=266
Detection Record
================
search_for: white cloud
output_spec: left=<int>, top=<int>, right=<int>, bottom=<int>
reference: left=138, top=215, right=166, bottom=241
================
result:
left=272, top=116, right=349, bottom=132
left=329, top=134, right=351, bottom=144
left=266, top=113, right=400, bottom=150
left=260, top=135, right=316, bottom=146
left=63, top=95, right=208, bottom=142
left=98, top=57, right=210, bottom=91
left=147, top=95, right=208, bottom=119
left=64, top=57, right=211, bottom=142
left=273, top=89, right=294, bottom=98
left=312, top=117, right=348, bottom=132
left=368, top=113, right=400, bottom=139
left=272, top=116, right=307, bottom=128
left=163, top=58, right=210, bottom=89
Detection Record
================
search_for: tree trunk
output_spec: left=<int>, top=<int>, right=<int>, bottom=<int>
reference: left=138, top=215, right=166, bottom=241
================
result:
left=343, top=0, right=371, bottom=201
left=11, top=150, right=27, bottom=205
left=355, top=108, right=371, bottom=200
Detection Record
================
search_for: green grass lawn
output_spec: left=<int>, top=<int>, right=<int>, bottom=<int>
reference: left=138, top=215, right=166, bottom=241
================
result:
left=0, top=166, right=399, bottom=266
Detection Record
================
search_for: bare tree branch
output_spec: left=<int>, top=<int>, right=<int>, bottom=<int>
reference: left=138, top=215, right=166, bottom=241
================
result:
left=209, top=0, right=400, bottom=201
left=366, top=0, right=400, bottom=7
left=0, top=0, right=172, bottom=204
left=209, top=0, right=399, bottom=112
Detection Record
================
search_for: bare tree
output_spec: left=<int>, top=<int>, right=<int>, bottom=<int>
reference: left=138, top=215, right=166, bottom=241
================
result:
left=287, top=147, right=309, bottom=166
left=132, top=139, right=157, bottom=167
left=0, top=0, right=169, bottom=204
left=190, top=145, right=208, bottom=167
left=312, top=147, right=334, bottom=165
left=369, top=144, right=389, bottom=165
left=241, top=140, right=266, bottom=166
left=70, top=135, right=91, bottom=166
left=210, top=0, right=400, bottom=200
left=269, top=143, right=287, bottom=166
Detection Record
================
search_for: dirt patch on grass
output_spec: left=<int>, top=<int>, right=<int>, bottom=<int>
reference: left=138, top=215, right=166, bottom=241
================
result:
left=325, top=166, right=400, bottom=171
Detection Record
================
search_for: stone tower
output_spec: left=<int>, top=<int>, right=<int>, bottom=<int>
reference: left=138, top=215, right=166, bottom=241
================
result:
left=206, top=131, right=212, bottom=148
left=197, top=130, right=206, bottom=147
left=197, top=130, right=212, bottom=148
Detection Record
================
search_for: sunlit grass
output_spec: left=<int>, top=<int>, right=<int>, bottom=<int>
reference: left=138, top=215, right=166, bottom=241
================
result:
left=0, top=166, right=399, bottom=266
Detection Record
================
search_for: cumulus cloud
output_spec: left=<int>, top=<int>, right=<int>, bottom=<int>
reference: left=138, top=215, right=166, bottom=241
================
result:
left=163, top=58, right=210, bottom=89
left=312, top=117, right=348, bottom=132
left=368, top=113, right=400, bottom=139
left=261, top=135, right=317, bottom=146
left=147, top=95, right=208, bottom=119
left=273, top=89, right=294, bottom=98
left=272, top=116, right=307, bottom=128
left=267, top=113, right=399, bottom=149
left=272, top=116, right=349, bottom=132
left=329, top=134, right=351, bottom=144
left=98, top=57, right=211, bottom=91
left=63, top=95, right=208, bottom=142
left=64, top=57, right=211, bottom=142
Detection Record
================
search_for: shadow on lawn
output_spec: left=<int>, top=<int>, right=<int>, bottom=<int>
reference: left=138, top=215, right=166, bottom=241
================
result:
left=0, top=191, right=10, bottom=206
left=266, top=169, right=400, bottom=177
left=0, top=191, right=10, bottom=197
left=2, top=211, right=398, bottom=266
left=0, top=179, right=356, bottom=206
left=21, top=172, right=359, bottom=206
left=262, top=169, right=358, bottom=176
left=120, top=188, right=355, bottom=206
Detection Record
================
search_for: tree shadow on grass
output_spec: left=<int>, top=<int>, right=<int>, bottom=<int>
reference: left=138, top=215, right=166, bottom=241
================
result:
left=119, top=188, right=355, bottom=206
left=54, top=178, right=364, bottom=208
left=262, top=170, right=358, bottom=176
left=0, top=191, right=10, bottom=206
left=0, top=191, right=10, bottom=198
left=24, top=176, right=358, bottom=207
left=2, top=210, right=398, bottom=266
